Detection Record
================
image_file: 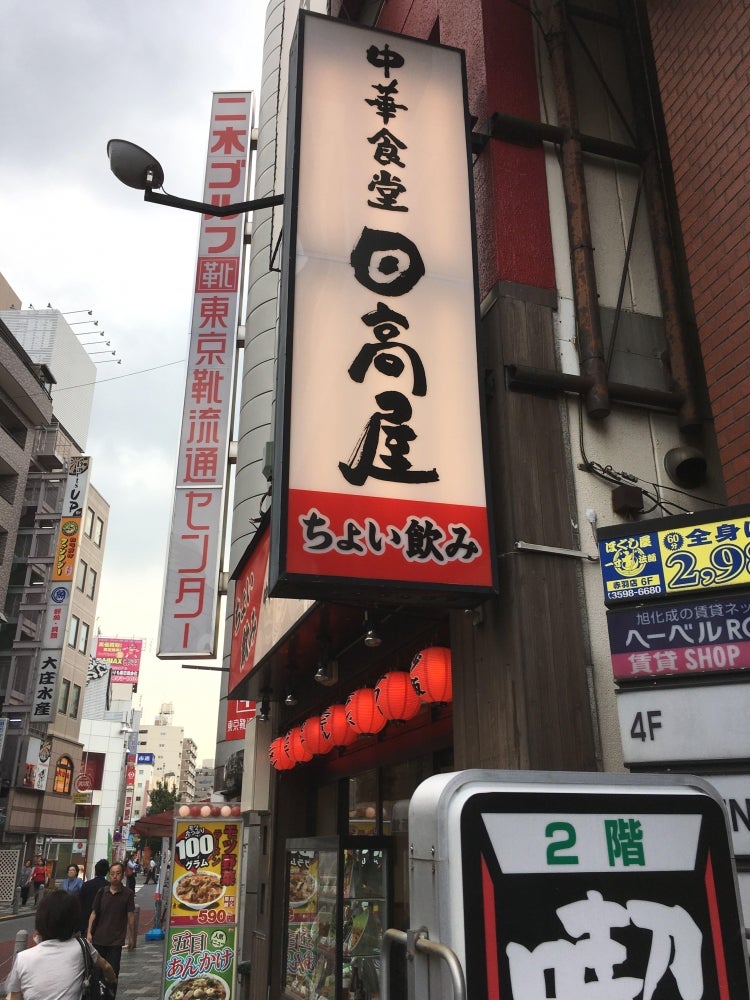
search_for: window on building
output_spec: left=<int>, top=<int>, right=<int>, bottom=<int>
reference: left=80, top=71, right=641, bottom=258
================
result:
left=94, top=517, right=104, bottom=547
left=68, top=615, right=80, bottom=648
left=84, top=507, right=94, bottom=538
left=53, top=756, right=74, bottom=794
left=85, top=567, right=97, bottom=600
left=58, top=677, right=70, bottom=714
left=78, top=621, right=90, bottom=655
left=70, top=684, right=81, bottom=718
left=76, top=559, right=88, bottom=592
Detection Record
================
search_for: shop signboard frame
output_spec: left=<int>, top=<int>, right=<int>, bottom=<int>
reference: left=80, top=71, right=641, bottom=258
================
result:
left=407, top=769, right=749, bottom=999
left=607, top=591, right=750, bottom=681
left=597, top=504, right=750, bottom=607
left=163, top=816, right=243, bottom=1000
left=616, top=683, right=750, bottom=766
left=271, top=12, right=496, bottom=607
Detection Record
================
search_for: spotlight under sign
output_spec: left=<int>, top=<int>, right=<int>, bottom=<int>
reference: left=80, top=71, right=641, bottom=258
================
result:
left=271, top=12, right=496, bottom=607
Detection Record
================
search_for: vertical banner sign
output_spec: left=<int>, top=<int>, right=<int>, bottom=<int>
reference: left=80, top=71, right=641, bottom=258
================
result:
left=164, top=819, right=241, bottom=1000
left=272, top=13, right=495, bottom=605
left=158, top=92, right=255, bottom=658
left=32, top=456, right=91, bottom=722
left=94, top=637, right=143, bottom=685
left=409, top=771, right=750, bottom=999
left=228, top=522, right=314, bottom=699
left=224, top=699, right=256, bottom=742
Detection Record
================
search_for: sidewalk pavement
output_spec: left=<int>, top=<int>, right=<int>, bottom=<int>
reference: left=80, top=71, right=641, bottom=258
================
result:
left=1, top=880, right=167, bottom=1000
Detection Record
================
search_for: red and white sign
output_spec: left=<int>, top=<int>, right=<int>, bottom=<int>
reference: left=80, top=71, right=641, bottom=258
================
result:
left=159, top=92, right=255, bottom=658
left=271, top=14, right=495, bottom=604
left=225, top=699, right=256, bottom=741
left=94, top=637, right=143, bottom=684
left=228, top=523, right=313, bottom=696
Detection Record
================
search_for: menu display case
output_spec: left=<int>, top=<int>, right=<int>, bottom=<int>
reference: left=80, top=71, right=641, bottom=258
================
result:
left=283, top=837, right=391, bottom=1000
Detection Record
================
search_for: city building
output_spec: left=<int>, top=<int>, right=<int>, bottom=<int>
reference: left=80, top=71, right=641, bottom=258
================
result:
left=76, top=676, right=139, bottom=872
left=196, top=1, right=748, bottom=996
left=193, top=759, right=215, bottom=802
left=136, top=704, right=199, bottom=809
left=0, top=286, right=112, bottom=862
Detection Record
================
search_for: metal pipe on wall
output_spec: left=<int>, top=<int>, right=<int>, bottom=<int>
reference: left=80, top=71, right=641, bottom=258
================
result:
left=548, top=0, right=611, bottom=419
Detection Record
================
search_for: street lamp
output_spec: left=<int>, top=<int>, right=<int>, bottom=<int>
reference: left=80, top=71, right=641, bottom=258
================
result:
left=106, top=139, right=284, bottom=218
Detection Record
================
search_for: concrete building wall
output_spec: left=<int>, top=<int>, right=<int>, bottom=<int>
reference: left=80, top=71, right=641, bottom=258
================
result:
left=0, top=309, right=97, bottom=450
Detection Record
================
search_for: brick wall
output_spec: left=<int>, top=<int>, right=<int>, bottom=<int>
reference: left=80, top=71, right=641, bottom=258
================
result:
left=646, top=0, right=750, bottom=501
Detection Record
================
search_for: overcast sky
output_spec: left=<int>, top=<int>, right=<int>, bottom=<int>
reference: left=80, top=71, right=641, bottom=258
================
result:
left=1, top=0, right=268, bottom=759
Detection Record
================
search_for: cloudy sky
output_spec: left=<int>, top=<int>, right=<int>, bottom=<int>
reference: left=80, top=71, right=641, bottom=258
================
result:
left=1, top=0, right=268, bottom=758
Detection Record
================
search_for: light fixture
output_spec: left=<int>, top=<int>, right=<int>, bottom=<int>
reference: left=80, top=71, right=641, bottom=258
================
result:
left=95, top=359, right=122, bottom=365
left=284, top=688, right=298, bottom=708
left=363, top=611, right=382, bottom=649
left=257, top=695, right=270, bottom=722
left=314, top=658, right=339, bottom=687
left=62, top=309, right=93, bottom=316
left=107, top=138, right=285, bottom=218
left=70, top=319, right=98, bottom=326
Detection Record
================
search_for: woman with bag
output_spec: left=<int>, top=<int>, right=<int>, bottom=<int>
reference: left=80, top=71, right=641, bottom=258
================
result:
left=5, top=890, right=116, bottom=1000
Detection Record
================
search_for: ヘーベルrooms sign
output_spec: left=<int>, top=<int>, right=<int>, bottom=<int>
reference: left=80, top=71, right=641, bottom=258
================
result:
left=271, top=13, right=495, bottom=605
left=158, top=92, right=254, bottom=658
left=607, top=591, right=750, bottom=680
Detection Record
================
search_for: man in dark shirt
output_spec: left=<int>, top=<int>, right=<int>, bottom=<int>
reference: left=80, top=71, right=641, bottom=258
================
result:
left=79, top=858, right=109, bottom=936
left=87, top=861, right=136, bottom=994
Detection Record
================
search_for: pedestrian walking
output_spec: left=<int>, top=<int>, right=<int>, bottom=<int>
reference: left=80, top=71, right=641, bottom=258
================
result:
left=87, top=861, right=136, bottom=996
left=79, top=858, right=110, bottom=937
left=144, top=858, right=157, bottom=884
left=59, top=864, right=84, bottom=895
left=30, top=855, right=47, bottom=906
left=18, top=859, right=32, bottom=907
left=124, top=855, right=137, bottom=892
left=5, top=890, right=117, bottom=1000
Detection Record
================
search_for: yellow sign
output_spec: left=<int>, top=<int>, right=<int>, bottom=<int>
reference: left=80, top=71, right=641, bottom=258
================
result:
left=598, top=507, right=750, bottom=604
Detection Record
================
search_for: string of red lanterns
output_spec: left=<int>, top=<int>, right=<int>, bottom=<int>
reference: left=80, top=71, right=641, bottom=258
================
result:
left=269, top=646, right=452, bottom=770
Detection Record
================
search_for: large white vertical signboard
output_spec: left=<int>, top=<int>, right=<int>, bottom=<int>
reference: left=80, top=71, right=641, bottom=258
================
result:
left=159, top=92, right=254, bottom=658
left=407, top=770, right=750, bottom=999
left=272, top=13, right=495, bottom=605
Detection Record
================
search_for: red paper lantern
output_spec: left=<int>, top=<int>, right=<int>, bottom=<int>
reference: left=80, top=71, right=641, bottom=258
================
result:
left=285, top=727, right=313, bottom=763
left=375, top=672, right=421, bottom=721
left=345, top=688, right=387, bottom=735
left=300, top=716, right=328, bottom=756
left=321, top=704, right=357, bottom=747
left=410, top=646, right=452, bottom=703
left=269, top=736, right=295, bottom=771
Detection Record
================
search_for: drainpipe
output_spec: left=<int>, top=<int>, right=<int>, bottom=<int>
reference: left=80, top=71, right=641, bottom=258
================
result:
left=548, top=0, right=610, bottom=419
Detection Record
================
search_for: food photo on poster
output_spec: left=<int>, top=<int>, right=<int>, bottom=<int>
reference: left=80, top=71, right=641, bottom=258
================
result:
left=169, top=819, right=241, bottom=927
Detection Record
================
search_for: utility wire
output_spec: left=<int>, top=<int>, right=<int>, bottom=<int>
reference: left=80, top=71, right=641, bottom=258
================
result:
left=53, top=358, right=186, bottom=392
